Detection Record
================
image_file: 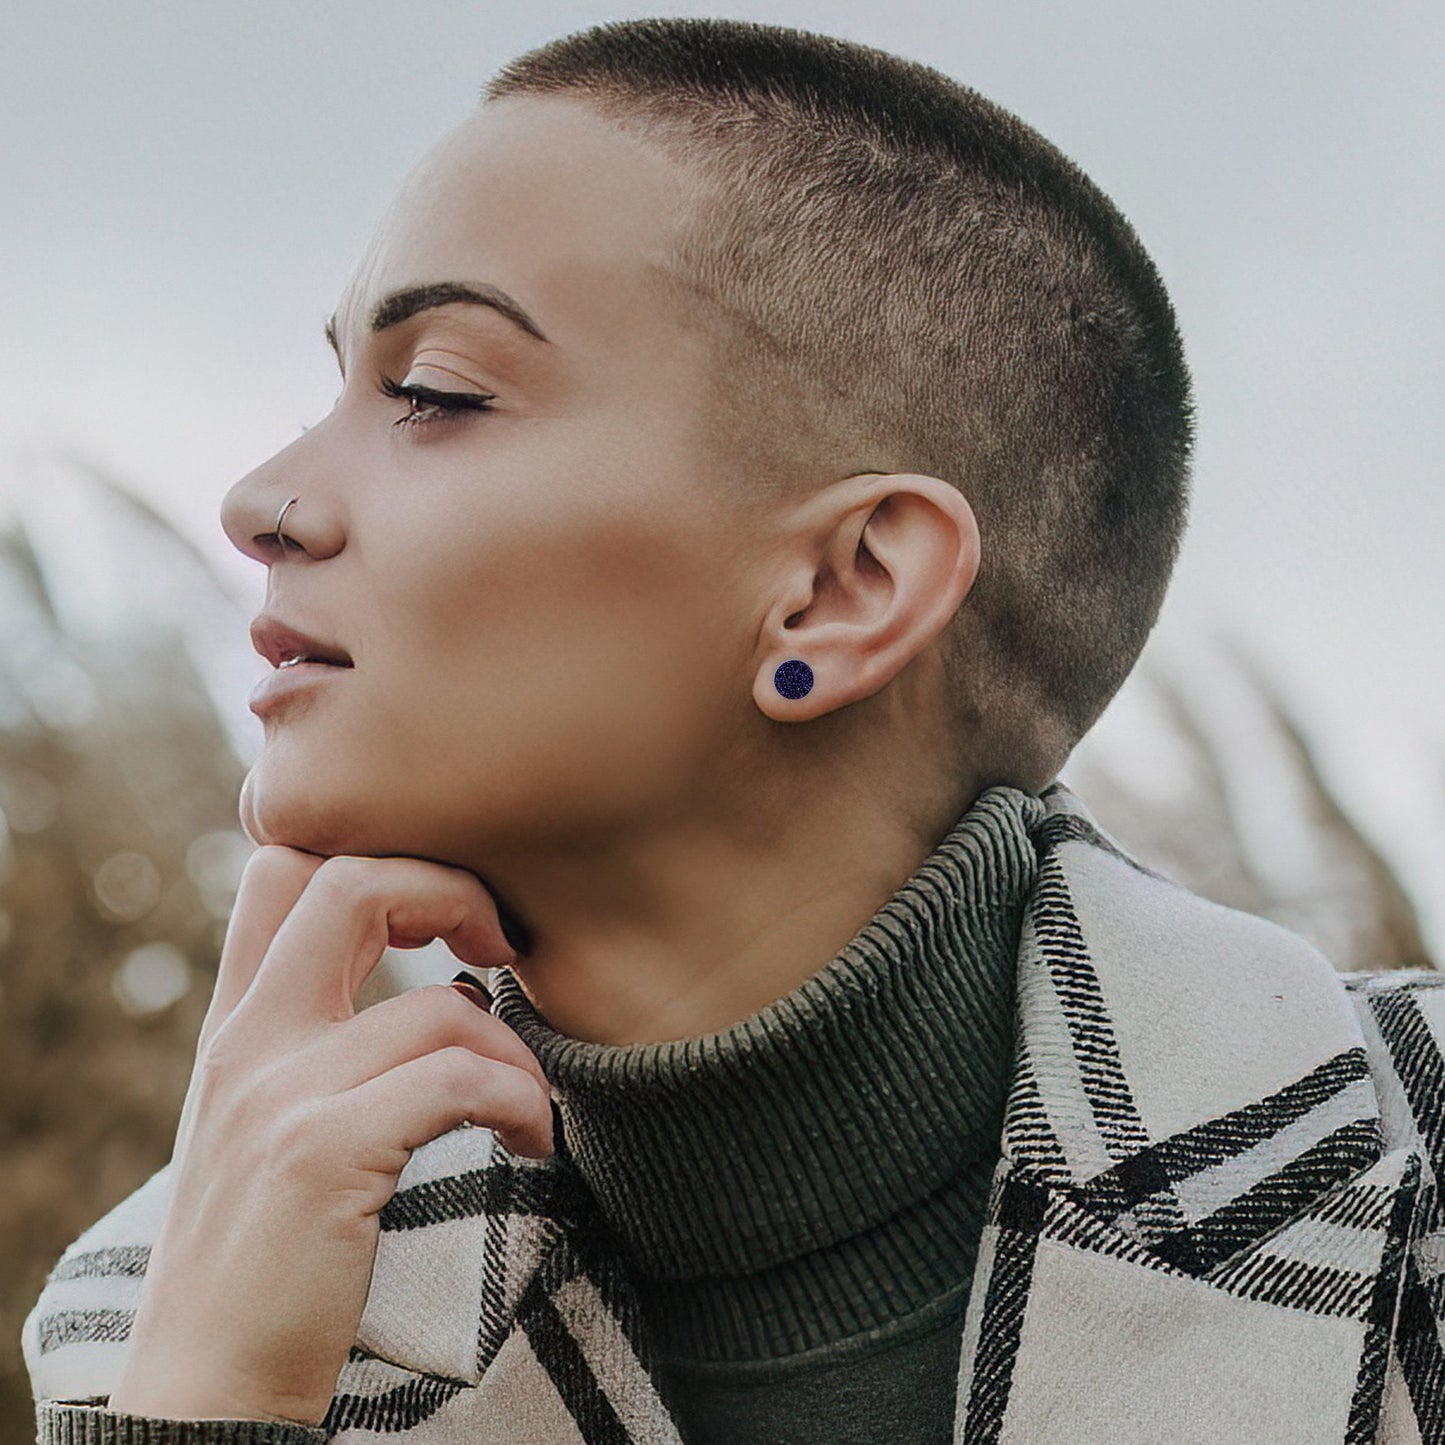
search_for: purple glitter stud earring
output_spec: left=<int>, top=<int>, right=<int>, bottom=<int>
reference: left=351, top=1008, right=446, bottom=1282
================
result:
left=774, top=659, right=814, bottom=699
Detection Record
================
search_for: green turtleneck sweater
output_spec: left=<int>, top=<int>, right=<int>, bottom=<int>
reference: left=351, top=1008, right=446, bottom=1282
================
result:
left=489, top=783, right=1044, bottom=1445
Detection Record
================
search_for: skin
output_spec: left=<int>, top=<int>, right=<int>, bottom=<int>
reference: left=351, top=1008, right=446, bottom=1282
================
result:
left=108, top=848, right=556, bottom=1424
left=219, top=92, right=983, bottom=1047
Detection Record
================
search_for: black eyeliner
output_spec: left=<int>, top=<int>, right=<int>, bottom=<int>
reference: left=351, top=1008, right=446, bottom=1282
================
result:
left=377, top=374, right=496, bottom=409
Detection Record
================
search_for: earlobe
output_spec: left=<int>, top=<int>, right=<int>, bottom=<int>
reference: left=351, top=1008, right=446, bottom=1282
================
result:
left=754, top=655, right=823, bottom=723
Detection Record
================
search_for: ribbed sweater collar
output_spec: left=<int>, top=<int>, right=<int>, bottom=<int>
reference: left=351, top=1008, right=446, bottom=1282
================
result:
left=489, top=783, right=1045, bottom=1359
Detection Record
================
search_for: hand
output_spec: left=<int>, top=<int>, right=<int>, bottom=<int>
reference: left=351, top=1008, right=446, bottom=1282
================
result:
left=106, top=846, right=554, bottom=1426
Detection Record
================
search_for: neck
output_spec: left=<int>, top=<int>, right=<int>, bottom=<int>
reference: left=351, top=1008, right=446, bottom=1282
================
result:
left=480, top=780, right=980, bottom=1046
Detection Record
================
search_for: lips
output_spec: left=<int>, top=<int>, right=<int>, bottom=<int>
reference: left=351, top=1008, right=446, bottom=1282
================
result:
left=248, top=656, right=351, bottom=716
left=250, top=614, right=354, bottom=670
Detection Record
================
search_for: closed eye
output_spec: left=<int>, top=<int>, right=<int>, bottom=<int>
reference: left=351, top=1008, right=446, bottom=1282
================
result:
left=377, top=374, right=497, bottom=430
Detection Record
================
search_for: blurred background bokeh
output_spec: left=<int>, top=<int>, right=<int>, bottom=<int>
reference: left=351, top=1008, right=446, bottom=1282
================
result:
left=2, top=2, right=1441, bottom=1435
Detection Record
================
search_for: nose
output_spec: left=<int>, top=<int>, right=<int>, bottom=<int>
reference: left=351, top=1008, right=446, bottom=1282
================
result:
left=219, top=436, right=341, bottom=565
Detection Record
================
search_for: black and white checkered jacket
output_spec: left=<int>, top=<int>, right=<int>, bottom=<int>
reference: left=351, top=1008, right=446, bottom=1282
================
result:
left=25, top=781, right=1445, bottom=1442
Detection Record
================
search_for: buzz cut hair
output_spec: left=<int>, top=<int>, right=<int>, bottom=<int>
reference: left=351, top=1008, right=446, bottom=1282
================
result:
left=484, top=17, right=1196, bottom=794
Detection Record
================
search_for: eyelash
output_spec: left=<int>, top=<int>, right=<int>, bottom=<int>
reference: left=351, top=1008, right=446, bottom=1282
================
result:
left=377, top=374, right=498, bottom=430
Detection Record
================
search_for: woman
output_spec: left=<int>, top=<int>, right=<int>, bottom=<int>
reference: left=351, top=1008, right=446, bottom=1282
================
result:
left=27, top=17, right=1444, bottom=1445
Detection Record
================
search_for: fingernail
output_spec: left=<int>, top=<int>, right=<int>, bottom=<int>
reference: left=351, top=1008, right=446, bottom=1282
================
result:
left=450, top=970, right=493, bottom=1010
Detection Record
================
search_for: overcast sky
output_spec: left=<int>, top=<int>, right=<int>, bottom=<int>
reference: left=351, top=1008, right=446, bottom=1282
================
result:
left=1, top=2, right=1441, bottom=948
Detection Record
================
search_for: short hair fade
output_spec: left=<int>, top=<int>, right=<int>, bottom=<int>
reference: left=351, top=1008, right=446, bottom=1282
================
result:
left=484, top=18, right=1196, bottom=794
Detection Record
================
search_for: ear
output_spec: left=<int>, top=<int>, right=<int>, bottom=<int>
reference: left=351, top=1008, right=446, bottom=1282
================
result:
left=752, top=472, right=980, bottom=724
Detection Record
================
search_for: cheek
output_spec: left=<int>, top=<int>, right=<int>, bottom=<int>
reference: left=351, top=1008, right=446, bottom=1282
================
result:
left=380, top=497, right=658, bottom=673
left=362, top=520, right=722, bottom=800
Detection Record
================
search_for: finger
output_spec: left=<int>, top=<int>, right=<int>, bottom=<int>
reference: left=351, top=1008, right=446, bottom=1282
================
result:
left=298, top=983, right=552, bottom=1099
left=338, top=1046, right=556, bottom=1163
left=204, top=846, right=328, bottom=1040
left=242, top=854, right=519, bottom=1029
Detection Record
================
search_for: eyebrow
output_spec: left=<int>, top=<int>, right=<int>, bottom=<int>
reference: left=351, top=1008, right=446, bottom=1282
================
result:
left=323, top=281, right=552, bottom=361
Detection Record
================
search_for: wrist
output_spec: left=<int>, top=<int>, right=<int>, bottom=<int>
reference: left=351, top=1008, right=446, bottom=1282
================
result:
left=108, top=1363, right=329, bottom=1427
left=108, top=1294, right=337, bottom=1426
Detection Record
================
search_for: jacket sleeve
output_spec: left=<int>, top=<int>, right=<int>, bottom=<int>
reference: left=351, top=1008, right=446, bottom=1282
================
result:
left=35, top=1400, right=329, bottom=1443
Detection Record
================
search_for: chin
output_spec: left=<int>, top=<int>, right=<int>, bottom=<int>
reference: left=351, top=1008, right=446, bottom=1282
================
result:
left=239, top=761, right=374, bottom=857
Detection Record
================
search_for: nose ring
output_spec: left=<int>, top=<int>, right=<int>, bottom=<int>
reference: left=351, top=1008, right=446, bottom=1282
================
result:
left=274, top=496, right=300, bottom=550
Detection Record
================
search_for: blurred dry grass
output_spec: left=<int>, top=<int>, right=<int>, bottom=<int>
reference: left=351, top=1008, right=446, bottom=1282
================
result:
left=0, top=497, right=251, bottom=1436
left=0, top=465, right=1435, bottom=1437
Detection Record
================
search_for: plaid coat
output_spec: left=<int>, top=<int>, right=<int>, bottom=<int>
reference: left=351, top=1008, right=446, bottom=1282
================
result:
left=25, top=781, right=1445, bottom=1443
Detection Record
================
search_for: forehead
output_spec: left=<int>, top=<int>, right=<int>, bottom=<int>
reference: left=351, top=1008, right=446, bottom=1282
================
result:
left=331, top=95, right=697, bottom=370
